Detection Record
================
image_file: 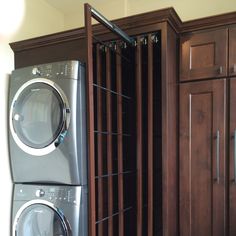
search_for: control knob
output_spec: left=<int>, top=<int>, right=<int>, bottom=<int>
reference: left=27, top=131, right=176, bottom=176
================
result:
left=35, top=189, right=45, bottom=197
left=32, top=67, right=41, bottom=76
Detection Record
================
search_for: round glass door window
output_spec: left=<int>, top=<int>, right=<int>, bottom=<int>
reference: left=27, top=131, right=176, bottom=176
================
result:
left=10, top=79, right=70, bottom=156
left=14, top=204, right=69, bottom=236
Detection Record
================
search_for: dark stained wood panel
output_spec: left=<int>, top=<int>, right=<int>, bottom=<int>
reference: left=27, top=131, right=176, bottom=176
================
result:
left=161, top=24, right=178, bottom=236
left=180, top=28, right=228, bottom=81
left=147, top=34, right=154, bottom=236
left=179, top=79, right=226, bottom=236
left=229, top=78, right=236, bottom=236
left=190, top=43, right=215, bottom=68
left=116, top=45, right=124, bottom=236
left=106, top=48, right=114, bottom=236
left=96, top=44, right=104, bottom=236
left=136, top=36, right=143, bottom=236
left=84, top=4, right=96, bottom=236
left=229, top=27, right=236, bottom=77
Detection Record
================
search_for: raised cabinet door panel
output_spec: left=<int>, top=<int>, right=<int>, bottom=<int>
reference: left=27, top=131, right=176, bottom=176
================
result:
left=229, top=78, right=236, bottom=236
left=179, top=79, right=226, bottom=236
left=229, top=27, right=236, bottom=76
left=180, top=29, right=227, bottom=81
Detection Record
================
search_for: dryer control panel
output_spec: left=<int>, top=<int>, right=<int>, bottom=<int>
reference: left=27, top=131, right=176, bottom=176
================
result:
left=30, top=60, right=84, bottom=80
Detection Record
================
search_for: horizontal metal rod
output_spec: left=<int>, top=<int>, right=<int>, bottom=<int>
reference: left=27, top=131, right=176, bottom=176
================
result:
left=90, top=6, right=135, bottom=46
left=94, top=130, right=131, bottom=137
left=95, top=206, right=133, bottom=224
left=93, top=83, right=131, bottom=100
left=95, top=170, right=134, bottom=179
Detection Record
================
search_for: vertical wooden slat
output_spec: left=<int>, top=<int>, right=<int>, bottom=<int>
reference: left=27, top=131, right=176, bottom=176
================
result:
left=147, top=34, right=154, bottom=236
left=84, top=4, right=96, bottom=236
left=96, top=44, right=104, bottom=236
left=116, top=45, right=124, bottom=236
left=106, top=48, right=113, bottom=236
left=136, top=36, right=143, bottom=236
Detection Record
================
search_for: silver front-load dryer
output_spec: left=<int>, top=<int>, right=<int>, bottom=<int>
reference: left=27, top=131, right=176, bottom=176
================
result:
left=12, top=184, right=88, bottom=236
left=8, top=61, right=87, bottom=185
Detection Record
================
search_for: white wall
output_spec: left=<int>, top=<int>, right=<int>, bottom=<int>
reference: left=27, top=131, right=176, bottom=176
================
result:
left=127, top=0, right=236, bottom=22
left=64, top=0, right=127, bottom=29
left=63, top=0, right=236, bottom=30
left=0, top=0, right=64, bottom=235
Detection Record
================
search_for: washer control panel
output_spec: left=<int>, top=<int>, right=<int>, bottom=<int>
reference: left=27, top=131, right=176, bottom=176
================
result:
left=14, top=184, right=85, bottom=205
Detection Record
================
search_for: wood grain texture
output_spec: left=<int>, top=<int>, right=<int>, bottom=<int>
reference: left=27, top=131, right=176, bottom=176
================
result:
left=84, top=4, right=96, bottom=236
left=96, top=44, right=104, bottom=236
left=136, top=36, right=143, bottom=236
left=161, top=23, right=178, bottom=236
left=180, top=28, right=228, bottom=81
left=116, top=45, right=124, bottom=236
left=147, top=34, right=154, bottom=236
left=229, top=78, right=236, bottom=236
left=229, top=26, right=236, bottom=77
left=179, top=79, right=227, bottom=236
left=106, top=48, right=114, bottom=236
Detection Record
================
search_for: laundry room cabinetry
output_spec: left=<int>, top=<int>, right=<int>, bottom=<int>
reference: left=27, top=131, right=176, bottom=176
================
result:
left=179, top=79, right=227, bottom=236
left=180, top=25, right=236, bottom=82
left=179, top=22, right=236, bottom=236
left=179, top=76, right=236, bottom=236
left=180, top=28, right=228, bottom=81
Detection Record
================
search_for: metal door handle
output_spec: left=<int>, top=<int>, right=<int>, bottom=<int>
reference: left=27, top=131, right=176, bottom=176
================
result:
left=232, top=64, right=236, bottom=74
left=234, top=130, right=236, bottom=184
left=215, top=130, right=220, bottom=183
left=218, top=66, right=223, bottom=74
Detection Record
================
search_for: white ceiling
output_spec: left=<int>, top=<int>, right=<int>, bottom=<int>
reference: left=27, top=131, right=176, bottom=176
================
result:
left=45, top=0, right=109, bottom=14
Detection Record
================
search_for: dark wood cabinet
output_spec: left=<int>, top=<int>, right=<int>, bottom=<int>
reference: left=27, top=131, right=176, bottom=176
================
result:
left=180, top=29, right=227, bottom=81
left=179, top=79, right=227, bottom=236
left=229, top=78, right=236, bottom=236
left=229, top=27, right=236, bottom=76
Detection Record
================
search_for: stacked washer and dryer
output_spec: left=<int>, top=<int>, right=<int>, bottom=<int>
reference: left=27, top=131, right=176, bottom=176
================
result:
left=8, top=61, right=88, bottom=236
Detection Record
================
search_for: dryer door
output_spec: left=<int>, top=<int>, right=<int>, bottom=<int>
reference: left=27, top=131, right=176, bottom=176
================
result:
left=13, top=202, right=71, bottom=236
left=10, top=78, right=70, bottom=156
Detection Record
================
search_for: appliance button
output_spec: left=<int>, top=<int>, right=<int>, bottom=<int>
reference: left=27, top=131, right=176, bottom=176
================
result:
left=32, top=67, right=41, bottom=76
left=35, top=189, right=45, bottom=197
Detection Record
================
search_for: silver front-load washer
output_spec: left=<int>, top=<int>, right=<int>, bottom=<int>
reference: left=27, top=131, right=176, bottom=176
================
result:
left=12, top=184, right=88, bottom=236
left=8, top=61, right=87, bottom=185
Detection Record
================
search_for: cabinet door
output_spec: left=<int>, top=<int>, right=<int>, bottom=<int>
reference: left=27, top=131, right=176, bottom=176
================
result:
left=179, top=79, right=226, bottom=236
left=229, top=78, right=236, bottom=236
left=180, top=29, right=227, bottom=81
left=229, top=27, right=236, bottom=76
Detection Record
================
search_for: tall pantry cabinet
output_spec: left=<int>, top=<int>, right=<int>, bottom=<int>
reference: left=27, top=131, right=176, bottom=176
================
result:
left=179, top=26, right=236, bottom=236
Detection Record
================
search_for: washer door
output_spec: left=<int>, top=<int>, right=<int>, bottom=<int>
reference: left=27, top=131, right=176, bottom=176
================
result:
left=13, top=201, right=71, bottom=236
left=10, top=78, right=70, bottom=156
